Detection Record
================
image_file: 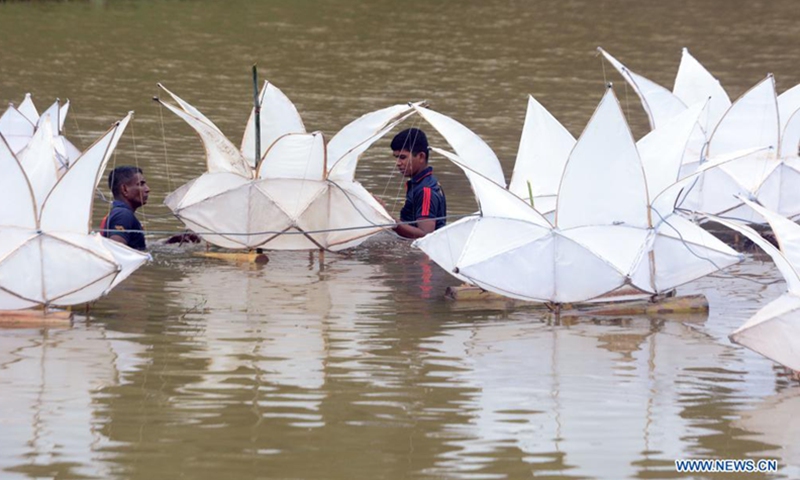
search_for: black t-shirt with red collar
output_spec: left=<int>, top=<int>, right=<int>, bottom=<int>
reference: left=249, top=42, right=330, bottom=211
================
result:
left=400, top=166, right=446, bottom=230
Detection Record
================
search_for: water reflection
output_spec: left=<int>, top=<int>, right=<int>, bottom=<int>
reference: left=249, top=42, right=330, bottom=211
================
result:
left=0, top=247, right=795, bottom=478
left=419, top=314, right=787, bottom=479
left=164, top=251, right=396, bottom=426
left=734, top=387, right=800, bottom=477
left=0, top=324, right=147, bottom=479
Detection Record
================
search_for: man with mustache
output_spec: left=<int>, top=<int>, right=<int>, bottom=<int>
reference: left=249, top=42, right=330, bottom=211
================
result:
left=101, top=165, right=149, bottom=251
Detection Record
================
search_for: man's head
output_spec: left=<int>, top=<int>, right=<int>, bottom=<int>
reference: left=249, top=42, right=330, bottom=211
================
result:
left=109, top=166, right=149, bottom=210
left=392, top=128, right=430, bottom=178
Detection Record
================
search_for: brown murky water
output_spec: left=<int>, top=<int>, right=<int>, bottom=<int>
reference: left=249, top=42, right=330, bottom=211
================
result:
left=2, top=1, right=800, bottom=478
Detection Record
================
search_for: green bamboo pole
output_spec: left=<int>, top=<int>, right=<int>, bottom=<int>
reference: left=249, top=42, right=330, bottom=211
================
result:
left=527, top=180, right=535, bottom=208
left=252, top=64, right=261, bottom=170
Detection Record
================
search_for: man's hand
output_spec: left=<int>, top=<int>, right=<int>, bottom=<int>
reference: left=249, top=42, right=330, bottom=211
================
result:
left=166, top=232, right=201, bottom=245
left=371, top=193, right=388, bottom=209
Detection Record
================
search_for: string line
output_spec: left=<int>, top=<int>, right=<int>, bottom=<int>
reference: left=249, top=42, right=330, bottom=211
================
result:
left=92, top=212, right=479, bottom=237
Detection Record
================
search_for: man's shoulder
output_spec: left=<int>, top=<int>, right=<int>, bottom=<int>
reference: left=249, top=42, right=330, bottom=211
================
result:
left=419, top=174, right=444, bottom=194
left=107, top=204, right=139, bottom=227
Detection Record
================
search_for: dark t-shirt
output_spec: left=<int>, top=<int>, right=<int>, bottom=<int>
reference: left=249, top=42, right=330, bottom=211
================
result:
left=101, top=200, right=146, bottom=251
left=400, top=166, right=447, bottom=230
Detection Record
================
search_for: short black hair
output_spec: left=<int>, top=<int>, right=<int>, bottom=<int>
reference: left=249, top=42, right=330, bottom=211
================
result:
left=109, top=166, right=143, bottom=197
left=391, top=128, right=429, bottom=161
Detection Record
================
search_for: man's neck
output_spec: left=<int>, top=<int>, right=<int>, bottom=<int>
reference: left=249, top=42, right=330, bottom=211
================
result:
left=409, top=165, right=432, bottom=182
left=114, top=197, right=138, bottom=211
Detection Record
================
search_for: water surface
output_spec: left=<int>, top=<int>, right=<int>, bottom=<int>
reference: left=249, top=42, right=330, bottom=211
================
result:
left=1, top=1, right=800, bottom=478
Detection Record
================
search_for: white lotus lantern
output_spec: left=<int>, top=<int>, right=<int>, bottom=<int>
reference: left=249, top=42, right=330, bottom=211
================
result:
left=414, top=88, right=742, bottom=303
left=158, top=83, right=418, bottom=251
left=0, top=112, right=150, bottom=311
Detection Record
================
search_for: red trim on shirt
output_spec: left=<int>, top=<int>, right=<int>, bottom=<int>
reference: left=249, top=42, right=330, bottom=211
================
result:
left=421, top=187, right=431, bottom=216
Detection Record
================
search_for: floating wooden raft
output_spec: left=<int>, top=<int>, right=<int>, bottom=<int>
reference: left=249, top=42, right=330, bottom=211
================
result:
left=445, top=285, right=708, bottom=316
left=193, top=251, right=270, bottom=264
left=0, top=308, right=73, bottom=328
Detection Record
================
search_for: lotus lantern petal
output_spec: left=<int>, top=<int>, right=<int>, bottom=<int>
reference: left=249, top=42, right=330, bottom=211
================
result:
left=711, top=198, right=800, bottom=372
left=0, top=93, right=82, bottom=172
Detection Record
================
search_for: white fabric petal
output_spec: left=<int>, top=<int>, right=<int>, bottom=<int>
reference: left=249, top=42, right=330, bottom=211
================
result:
left=18, top=93, right=39, bottom=124
left=413, top=216, right=480, bottom=283
left=257, top=132, right=325, bottom=180
left=158, top=89, right=251, bottom=177
left=460, top=229, right=628, bottom=303
left=719, top=150, right=780, bottom=194
left=413, top=105, right=506, bottom=186
left=457, top=223, right=556, bottom=302
left=40, top=113, right=132, bottom=234
left=37, top=101, right=61, bottom=136
left=0, top=135, right=37, bottom=229
left=433, top=147, right=549, bottom=227
left=59, top=100, right=70, bottom=132
left=177, top=182, right=293, bottom=249
left=509, top=95, right=575, bottom=200
left=598, top=48, right=687, bottom=129
left=0, top=289, right=38, bottom=310
left=711, top=214, right=800, bottom=295
left=778, top=83, right=800, bottom=135
left=158, top=84, right=223, bottom=134
left=780, top=109, right=800, bottom=159
left=730, top=292, right=800, bottom=371
left=741, top=197, right=800, bottom=278
left=41, top=233, right=118, bottom=302
left=258, top=178, right=328, bottom=222
left=458, top=217, right=552, bottom=270
left=167, top=172, right=250, bottom=211
left=18, top=116, right=60, bottom=214
left=708, top=75, right=779, bottom=157
left=775, top=161, right=800, bottom=218
left=637, top=101, right=705, bottom=199
left=561, top=225, right=650, bottom=277
left=658, top=146, right=770, bottom=216
left=673, top=48, right=731, bottom=130
left=631, top=214, right=739, bottom=293
left=557, top=88, right=649, bottom=229
left=99, top=234, right=150, bottom=291
left=323, top=181, right=393, bottom=251
left=0, top=105, right=35, bottom=153
left=327, top=103, right=417, bottom=182
left=241, top=81, right=306, bottom=167
left=0, top=236, right=44, bottom=304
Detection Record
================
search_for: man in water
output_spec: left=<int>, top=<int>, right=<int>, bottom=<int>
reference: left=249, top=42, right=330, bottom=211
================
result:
left=391, top=128, right=447, bottom=239
left=101, top=165, right=149, bottom=250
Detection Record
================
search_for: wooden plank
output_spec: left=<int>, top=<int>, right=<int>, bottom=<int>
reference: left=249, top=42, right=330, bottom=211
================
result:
left=193, top=251, right=269, bottom=264
left=566, top=294, right=708, bottom=316
left=445, top=285, right=708, bottom=316
left=0, top=309, right=73, bottom=328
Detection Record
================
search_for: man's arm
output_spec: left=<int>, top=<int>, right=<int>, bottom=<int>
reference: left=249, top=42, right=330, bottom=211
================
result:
left=394, top=185, right=442, bottom=239
left=104, top=210, right=134, bottom=247
left=370, top=192, right=435, bottom=239
left=394, top=217, right=436, bottom=239
left=108, top=234, right=129, bottom=246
